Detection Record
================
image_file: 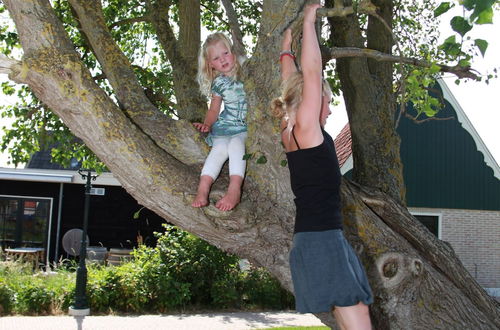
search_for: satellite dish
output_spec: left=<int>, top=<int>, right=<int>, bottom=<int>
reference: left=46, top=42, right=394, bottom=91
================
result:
left=62, top=228, right=89, bottom=256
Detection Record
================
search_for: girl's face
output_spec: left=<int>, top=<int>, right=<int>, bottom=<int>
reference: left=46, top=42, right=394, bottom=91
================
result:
left=207, top=41, right=235, bottom=75
left=320, top=91, right=333, bottom=127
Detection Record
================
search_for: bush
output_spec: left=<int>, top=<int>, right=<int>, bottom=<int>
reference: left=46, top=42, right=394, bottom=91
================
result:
left=15, top=283, right=54, bottom=315
left=154, top=225, right=241, bottom=307
left=0, top=224, right=294, bottom=314
left=0, top=282, right=14, bottom=315
left=242, top=267, right=294, bottom=309
left=210, top=270, right=241, bottom=308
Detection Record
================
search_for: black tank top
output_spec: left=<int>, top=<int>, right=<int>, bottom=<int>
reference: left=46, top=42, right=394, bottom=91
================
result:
left=285, top=128, right=343, bottom=233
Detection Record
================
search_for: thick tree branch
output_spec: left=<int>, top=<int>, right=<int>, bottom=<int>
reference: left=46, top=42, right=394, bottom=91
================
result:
left=3, top=1, right=500, bottom=329
left=350, top=181, right=500, bottom=327
left=317, top=3, right=354, bottom=17
left=178, top=0, right=201, bottom=64
left=0, top=54, right=20, bottom=75
left=146, top=0, right=207, bottom=121
left=220, top=0, right=246, bottom=58
left=68, top=0, right=207, bottom=165
left=325, top=46, right=479, bottom=80
left=3, top=2, right=296, bottom=287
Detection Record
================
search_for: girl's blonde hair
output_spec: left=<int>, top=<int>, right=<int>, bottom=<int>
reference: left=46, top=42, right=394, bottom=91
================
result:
left=197, top=33, right=241, bottom=97
left=271, top=72, right=331, bottom=132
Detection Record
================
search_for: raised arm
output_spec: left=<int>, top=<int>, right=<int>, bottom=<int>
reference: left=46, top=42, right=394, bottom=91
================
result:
left=295, top=3, right=323, bottom=146
left=280, top=29, right=297, bottom=81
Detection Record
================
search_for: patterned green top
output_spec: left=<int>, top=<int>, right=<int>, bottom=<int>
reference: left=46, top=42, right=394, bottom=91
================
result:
left=207, top=75, right=248, bottom=146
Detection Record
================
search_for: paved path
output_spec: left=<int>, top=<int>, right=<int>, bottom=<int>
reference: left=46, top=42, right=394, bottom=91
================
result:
left=0, top=312, right=325, bottom=330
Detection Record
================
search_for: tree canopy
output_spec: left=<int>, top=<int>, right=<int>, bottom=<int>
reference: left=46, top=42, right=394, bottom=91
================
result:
left=1, top=0, right=496, bottom=175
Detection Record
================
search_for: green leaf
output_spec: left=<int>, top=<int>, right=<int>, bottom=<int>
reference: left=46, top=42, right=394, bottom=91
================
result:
left=450, top=16, right=473, bottom=36
left=429, top=64, right=441, bottom=74
left=469, top=0, right=496, bottom=23
left=442, top=35, right=456, bottom=44
left=458, top=59, right=471, bottom=67
left=434, top=2, right=452, bottom=17
left=461, top=0, right=475, bottom=11
left=423, top=103, right=438, bottom=117
left=242, top=153, right=253, bottom=160
left=1, top=82, right=15, bottom=95
left=474, top=38, right=488, bottom=57
left=439, top=35, right=462, bottom=56
left=476, top=7, right=493, bottom=24
left=256, top=155, right=267, bottom=164
left=280, top=159, right=288, bottom=167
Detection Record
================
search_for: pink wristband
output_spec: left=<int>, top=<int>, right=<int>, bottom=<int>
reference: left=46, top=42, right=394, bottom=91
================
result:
left=279, top=53, right=296, bottom=61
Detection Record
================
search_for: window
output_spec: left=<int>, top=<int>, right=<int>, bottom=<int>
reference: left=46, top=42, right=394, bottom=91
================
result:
left=414, top=214, right=440, bottom=238
left=0, top=196, right=52, bottom=249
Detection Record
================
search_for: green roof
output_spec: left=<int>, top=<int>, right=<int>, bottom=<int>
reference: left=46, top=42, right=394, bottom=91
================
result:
left=398, top=82, right=500, bottom=211
left=340, top=81, right=500, bottom=211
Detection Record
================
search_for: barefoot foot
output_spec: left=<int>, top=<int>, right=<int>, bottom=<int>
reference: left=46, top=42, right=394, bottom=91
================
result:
left=191, top=193, right=209, bottom=208
left=191, top=175, right=213, bottom=208
left=215, top=175, right=243, bottom=211
left=215, top=189, right=241, bottom=211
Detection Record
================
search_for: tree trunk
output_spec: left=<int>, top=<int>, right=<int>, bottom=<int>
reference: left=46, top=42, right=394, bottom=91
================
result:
left=147, top=0, right=207, bottom=122
left=2, top=0, right=499, bottom=329
left=328, top=0, right=405, bottom=203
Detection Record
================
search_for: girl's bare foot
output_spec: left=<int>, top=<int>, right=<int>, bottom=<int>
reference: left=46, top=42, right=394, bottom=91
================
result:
left=216, top=188, right=241, bottom=211
left=192, top=193, right=209, bottom=208
left=191, top=175, right=213, bottom=208
left=216, top=175, right=243, bottom=211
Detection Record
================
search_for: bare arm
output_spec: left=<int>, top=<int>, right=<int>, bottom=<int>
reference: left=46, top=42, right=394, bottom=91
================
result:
left=280, top=29, right=297, bottom=81
left=193, top=94, right=222, bottom=133
left=295, top=3, right=323, bottom=147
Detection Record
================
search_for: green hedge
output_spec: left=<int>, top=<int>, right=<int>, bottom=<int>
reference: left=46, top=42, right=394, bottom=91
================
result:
left=0, top=225, right=294, bottom=315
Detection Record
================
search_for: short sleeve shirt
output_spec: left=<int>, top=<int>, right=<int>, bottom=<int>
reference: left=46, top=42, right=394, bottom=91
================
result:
left=207, top=75, right=248, bottom=145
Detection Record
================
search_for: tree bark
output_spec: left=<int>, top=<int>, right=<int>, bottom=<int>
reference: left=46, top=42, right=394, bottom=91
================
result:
left=146, top=0, right=207, bottom=122
left=327, top=0, right=405, bottom=204
left=2, top=0, right=499, bottom=329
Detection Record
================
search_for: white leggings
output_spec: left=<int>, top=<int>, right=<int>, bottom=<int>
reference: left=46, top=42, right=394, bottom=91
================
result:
left=201, top=132, right=247, bottom=180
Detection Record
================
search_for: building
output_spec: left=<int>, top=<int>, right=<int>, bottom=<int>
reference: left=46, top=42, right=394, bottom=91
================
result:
left=0, top=164, right=165, bottom=266
left=335, top=79, right=500, bottom=295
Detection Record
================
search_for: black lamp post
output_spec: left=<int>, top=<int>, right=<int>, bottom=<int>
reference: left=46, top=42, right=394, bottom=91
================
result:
left=69, top=169, right=98, bottom=316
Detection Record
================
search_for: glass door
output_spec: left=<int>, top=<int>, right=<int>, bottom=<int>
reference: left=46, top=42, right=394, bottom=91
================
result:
left=0, top=196, right=51, bottom=249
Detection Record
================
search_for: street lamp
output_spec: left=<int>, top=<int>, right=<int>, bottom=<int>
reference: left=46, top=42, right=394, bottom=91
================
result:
left=69, top=169, right=98, bottom=316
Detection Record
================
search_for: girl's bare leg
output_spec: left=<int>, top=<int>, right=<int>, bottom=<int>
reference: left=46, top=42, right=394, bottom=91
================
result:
left=191, top=175, right=214, bottom=207
left=216, top=175, right=243, bottom=211
left=333, top=302, right=372, bottom=330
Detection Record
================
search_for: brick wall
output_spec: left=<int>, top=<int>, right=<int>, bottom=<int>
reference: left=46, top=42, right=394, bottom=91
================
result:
left=410, top=208, right=499, bottom=289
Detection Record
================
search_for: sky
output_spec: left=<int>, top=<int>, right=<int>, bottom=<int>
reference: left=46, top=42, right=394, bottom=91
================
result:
left=0, top=4, right=499, bottom=168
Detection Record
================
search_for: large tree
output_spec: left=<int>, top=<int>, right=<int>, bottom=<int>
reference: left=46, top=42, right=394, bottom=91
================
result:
left=1, top=0, right=499, bottom=328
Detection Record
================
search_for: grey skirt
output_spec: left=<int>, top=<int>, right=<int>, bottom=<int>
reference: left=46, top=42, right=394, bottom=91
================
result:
left=289, top=229, right=373, bottom=313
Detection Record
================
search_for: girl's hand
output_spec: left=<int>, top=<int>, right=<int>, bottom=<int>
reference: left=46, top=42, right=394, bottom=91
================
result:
left=193, top=122, right=210, bottom=133
left=303, top=3, right=321, bottom=23
left=282, top=28, right=292, bottom=51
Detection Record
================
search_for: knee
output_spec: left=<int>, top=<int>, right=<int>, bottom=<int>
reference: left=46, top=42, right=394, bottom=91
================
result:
left=333, top=303, right=371, bottom=330
left=209, top=147, right=228, bottom=161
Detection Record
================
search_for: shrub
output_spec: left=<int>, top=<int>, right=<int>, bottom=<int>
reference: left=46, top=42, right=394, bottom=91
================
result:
left=15, top=283, right=54, bottom=315
left=210, top=269, right=241, bottom=308
left=242, top=267, right=294, bottom=309
left=154, top=225, right=241, bottom=307
left=130, top=245, right=191, bottom=311
left=0, top=282, right=14, bottom=315
left=0, top=224, right=294, bottom=314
